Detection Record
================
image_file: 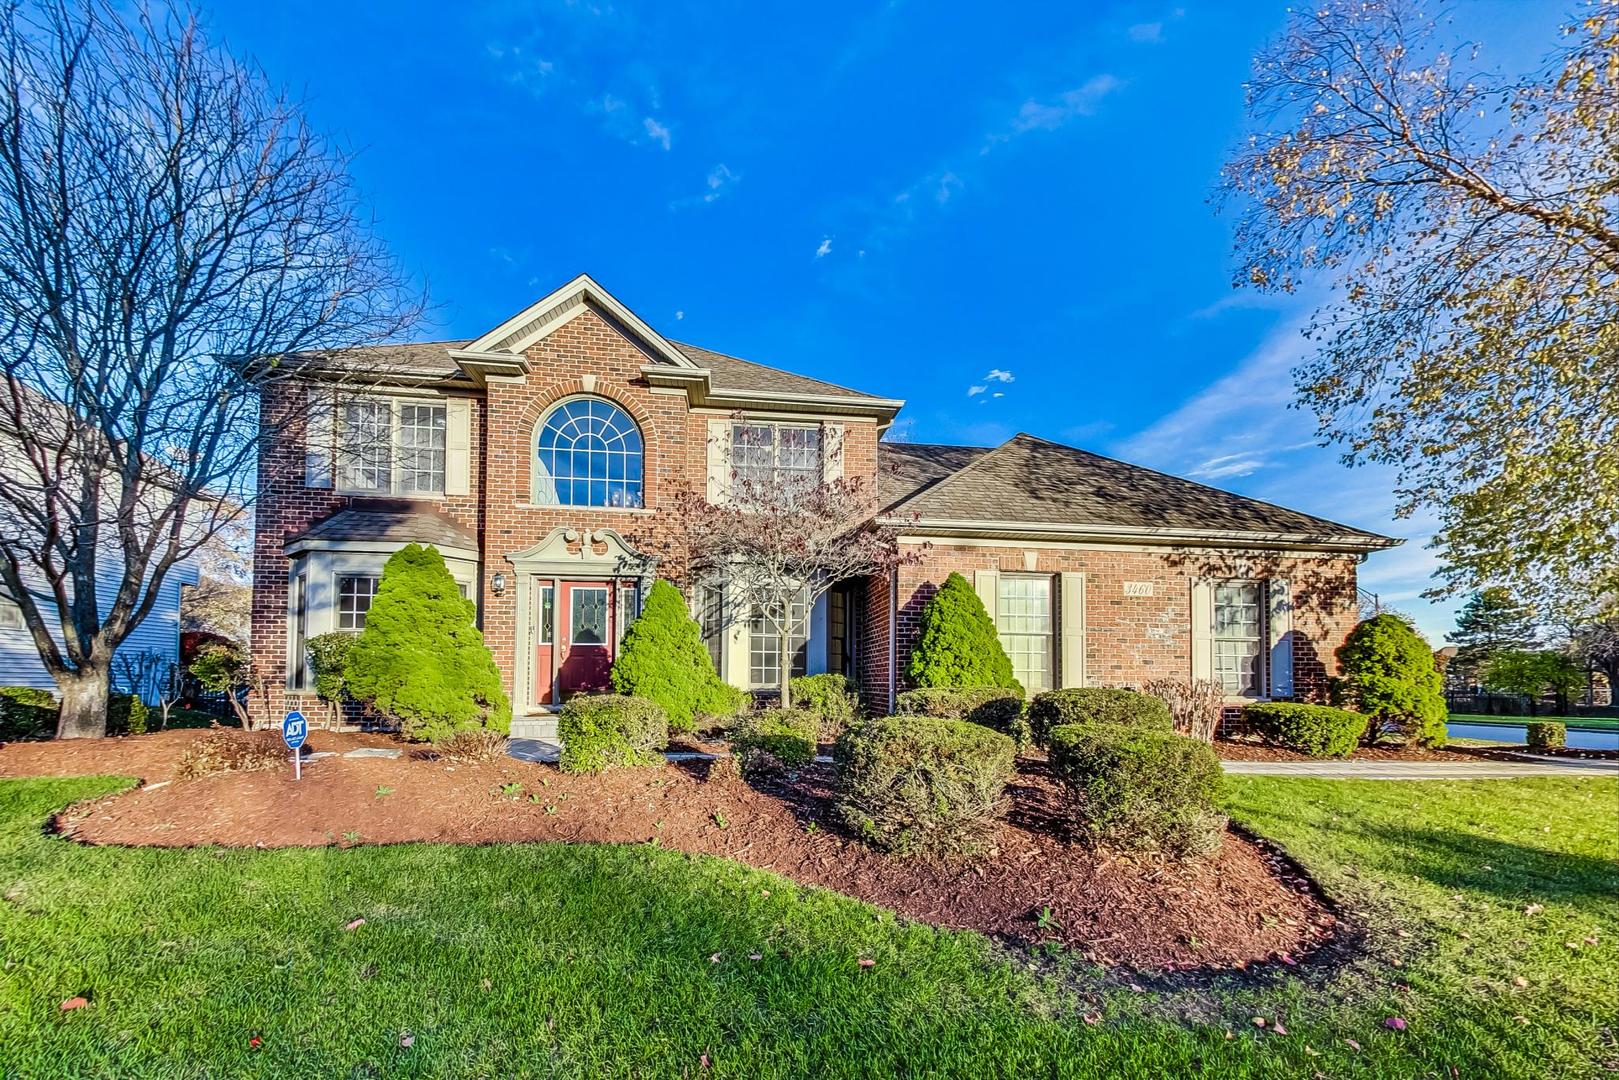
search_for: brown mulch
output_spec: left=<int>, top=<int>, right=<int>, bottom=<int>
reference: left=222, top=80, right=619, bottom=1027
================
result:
left=0, top=727, right=399, bottom=782
left=1215, top=737, right=1477, bottom=763
left=11, top=731, right=1337, bottom=974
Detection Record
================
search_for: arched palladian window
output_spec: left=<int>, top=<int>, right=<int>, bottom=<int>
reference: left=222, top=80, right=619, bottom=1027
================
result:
left=533, top=397, right=644, bottom=507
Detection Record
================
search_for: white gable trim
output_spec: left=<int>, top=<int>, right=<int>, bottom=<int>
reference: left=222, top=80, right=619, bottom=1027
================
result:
left=465, top=273, right=698, bottom=370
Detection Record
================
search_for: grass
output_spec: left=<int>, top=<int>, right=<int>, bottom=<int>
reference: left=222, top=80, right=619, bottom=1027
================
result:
left=0, top=775, right=1614, bottom=1077
left=1449, top=712, right=1619, bottom=732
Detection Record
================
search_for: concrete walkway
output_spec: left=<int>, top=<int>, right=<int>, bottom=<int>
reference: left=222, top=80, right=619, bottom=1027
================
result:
left=1221, top=756, right=1618, bottom=779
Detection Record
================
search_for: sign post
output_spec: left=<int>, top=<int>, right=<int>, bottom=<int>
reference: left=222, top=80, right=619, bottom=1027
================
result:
left=282, top=710, right=308, bottom=780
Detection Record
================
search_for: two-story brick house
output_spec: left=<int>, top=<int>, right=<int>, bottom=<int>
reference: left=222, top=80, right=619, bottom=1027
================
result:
left=250, top=274, right=1396, bottom=736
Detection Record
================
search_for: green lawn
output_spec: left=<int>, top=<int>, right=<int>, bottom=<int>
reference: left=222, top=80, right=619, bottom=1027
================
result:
left=0, top=775, right=1614, bottom=1077
left=1449, top=712, right=1619, bottom=732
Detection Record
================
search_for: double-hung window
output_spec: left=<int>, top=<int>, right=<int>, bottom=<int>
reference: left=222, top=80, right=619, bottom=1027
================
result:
left=996, top=576, right=1054, bottom=693
left=337, top=397, right=447, bottom=496
left=731, top=423, right=821, bottom=494
left=336, top=575, right=379, bottom=632
left=1213, top=582, right=1265, bottom=697
left=749, top=591, right=809, bottom=690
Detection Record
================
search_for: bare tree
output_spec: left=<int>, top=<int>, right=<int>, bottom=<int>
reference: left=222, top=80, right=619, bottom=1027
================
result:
left=0, top=2, right=419, bottom=736
left=180, top=517, right=252, bottom=644
left=679, top=424, right=913, bottom=709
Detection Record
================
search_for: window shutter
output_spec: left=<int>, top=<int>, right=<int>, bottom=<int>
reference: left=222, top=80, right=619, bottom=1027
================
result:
left=444, top=397, right=472, bottom=496
left=1268, top=577, right=1294, bottom=699
left=1059, top=571, right=1086, bottom=688
left=304, top=390, right=333, bottom=489
left=1190, top=579, right=1214, bottom=683
left=822, top=422, right=845, bottom=483
left=973, top=569, right=1000, bottom=627
left=705, top=419, right=732, bottom=503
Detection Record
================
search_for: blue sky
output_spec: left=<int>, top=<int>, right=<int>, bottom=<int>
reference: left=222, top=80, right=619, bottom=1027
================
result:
left=206, top=0, right=1566, bottom=646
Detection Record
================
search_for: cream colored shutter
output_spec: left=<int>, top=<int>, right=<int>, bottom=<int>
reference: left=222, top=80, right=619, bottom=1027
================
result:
left=1059, top=572, right=1086, bottom=688
left=706, top=419, right=732, bottom=503
left=1190, top=579, right=1214, bottom=683
left=304, top=389, right=333, bottom=489
left=444, top=397, right=472, bottom=496
left=822, top=422, right=845, bottom=483
left=1268, top=578, right=1294, bottom=699
left=973, top=569, right=1000, bottom=627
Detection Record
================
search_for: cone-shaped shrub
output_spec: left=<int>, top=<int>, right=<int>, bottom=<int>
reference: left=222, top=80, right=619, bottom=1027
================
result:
left=1336, top=614, right=1447, bottom=748
left=611, top=579, right=745, bottom=734
left=345, top=544, right=510, bottom=742
left=905, top=572, right=1021, bottom=693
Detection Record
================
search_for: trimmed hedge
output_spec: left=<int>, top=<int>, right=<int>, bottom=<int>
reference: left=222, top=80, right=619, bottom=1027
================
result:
left=905, top=572, right=1021, bottom=693
left=1336, top=614, right=1447, bottom=748
left=834, top=716, right=1016, bottom=858
left=1526, top=721, right=1566, bottom=751
left=107, top=693, right=150, bottom=736
left=730, top=708, right=820, bottom=773
left=1047, top=723, right=1227, bottom=859
left=1027, top=687, right=1172, bottom=747
left=557, top=695, right=668, bottom=775
left=612, top=579, right=745, bottom=734
left=789, top=674, right=860, bottom=736
left=894, top=686, right=1029, bottom=748
left=1244, top=702, right=1365, bottom=758
left=0, top=686, right=56, bottom=741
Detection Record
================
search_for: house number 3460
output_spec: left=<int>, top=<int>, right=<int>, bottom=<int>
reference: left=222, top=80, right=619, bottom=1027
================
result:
left=1123, top=581, right=1155, bottom=597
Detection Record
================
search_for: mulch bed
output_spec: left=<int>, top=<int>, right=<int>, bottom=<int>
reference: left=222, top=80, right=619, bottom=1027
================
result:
left=0, top=728, right=399, bottom=782
left=9, top=730, right=1336, bottom=974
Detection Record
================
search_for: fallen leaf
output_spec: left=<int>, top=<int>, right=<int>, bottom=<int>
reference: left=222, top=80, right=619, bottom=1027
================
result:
left=760, top=890, right=770, bottom=898
left=1566, top=941, right=1581, bottom=950
left=1524, top=904, right=1543, bottom=916
left=249, top=1035, right=262, bottom=1049
left=700, top=1053, right=711, bottom=1069
left=1304, top=1044, right=1320, bottom=1057
left=1082, top=1012, right=1102, bottom=1026
left=1273, top=1022, right=1289, bottom=1036
left=480, top=978, right=492, bottom=990
left=345, top=918, right=366, bottom=931
left=748, top=953, right=762, bottom=961
left=59, top=997, right=88, bottom=1011
left=1513, top=976, right=1529, bottom=988
left=1252, top=1017, right=1267, bottom=1028
left=1345, top=1038, right=1362, bottom=1051
left=1513, top=1015, right=1529, bottom=1026
left=1128, top=982, right=1144, bottom=993
left=709, top=953, right=721, bottom=964
left=1385, top=1017, right=1408, bottom=1031
left=1584, top=935, right=1599, bottom=945
left=858, top=958, right=876, bottom=968
left=398, top=1032, right=414, bottom=1048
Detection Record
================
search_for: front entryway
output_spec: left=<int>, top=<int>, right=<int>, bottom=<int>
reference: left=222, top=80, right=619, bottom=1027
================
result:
left=531, top=578, right=618, bottom=704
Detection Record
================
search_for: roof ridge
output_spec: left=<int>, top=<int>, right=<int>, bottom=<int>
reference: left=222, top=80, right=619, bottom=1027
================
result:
left=885, top=435, right=1020, bottom=514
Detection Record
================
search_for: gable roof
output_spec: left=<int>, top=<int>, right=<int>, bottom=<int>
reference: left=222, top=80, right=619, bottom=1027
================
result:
left=881, top=433, right=1397, bottom=551
left=672, top=342, right=885, bottom=402
left=878, top=441, right=993, bottom=507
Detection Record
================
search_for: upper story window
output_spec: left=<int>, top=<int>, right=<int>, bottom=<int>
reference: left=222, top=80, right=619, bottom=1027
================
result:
left=732, top=422, right=821, bottom=492
left=1213, top=581, right=1265, bottom=697
left=336, top=397, right=447, bottom=496
left=534, top=397, right=644, bottom=508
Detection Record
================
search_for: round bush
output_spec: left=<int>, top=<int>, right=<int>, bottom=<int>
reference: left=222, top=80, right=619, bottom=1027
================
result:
left=557, top=694, right=668, bottom=774
left=1047, top=723, right=1227, bottom=859
left=894, top=686, right=1029, bottom=747
left=1027, top=688, right=1172, bottom=747
left=788, top=674, right=860, bottom=736
left=1244, top=702, right=1365, bottom=758
left=1526, top=721, right=1566, bottom=751
left=905, top=572, right=1021, bottom=692
left=1336, top=614, right=1447, bottom=748
left=834, top=716, right=1016, bottom=858
left=730, top=707, right=820, bottom=773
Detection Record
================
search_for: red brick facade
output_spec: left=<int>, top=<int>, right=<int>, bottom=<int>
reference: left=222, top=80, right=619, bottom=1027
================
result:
left=251, top=297, right=1365, bottom=724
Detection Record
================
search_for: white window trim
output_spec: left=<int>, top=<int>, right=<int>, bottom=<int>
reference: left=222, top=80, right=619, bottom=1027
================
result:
left=994, top=572, right=1055, bottom=695
left=334, top=394, right=450, bottom=498
left=531, top=394, right=647, bottom=509
left=1211, top=578, right=1268, bottom=701
left=729, top=420, right=825, bottom=492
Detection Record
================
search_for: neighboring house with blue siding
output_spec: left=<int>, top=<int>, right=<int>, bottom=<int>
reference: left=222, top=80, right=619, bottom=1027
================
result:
left=0, top=564, right=199, bottom=704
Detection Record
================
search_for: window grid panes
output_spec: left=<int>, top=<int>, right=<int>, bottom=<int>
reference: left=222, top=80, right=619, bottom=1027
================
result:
left=336, top=575, right=378, bottom=632
left=338, top=399, right=392, bottom=493
left=997, top=576, right=1053, bottom=693
left=749, top=593, right=809, bottom=689
left=571, top=587, right=609, bottom=646
left=534, top=398, right=644, bottom=508
left=1214, top=582, right=1264, bottom=697
left=732, top=423, right=821, bottom=492
left=398, top=403, right=447, bottom=494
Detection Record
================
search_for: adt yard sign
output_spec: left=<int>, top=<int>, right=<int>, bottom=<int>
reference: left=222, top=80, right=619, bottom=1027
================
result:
left=282, top=710, right=308, bottom=780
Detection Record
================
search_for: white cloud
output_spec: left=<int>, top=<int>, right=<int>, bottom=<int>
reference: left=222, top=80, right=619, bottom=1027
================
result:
left=674, top=310, right=684, bottom=321
left=967, top=385, right=987, bottom=397
left=704, top=163, right=737, bottom=201
left=985, top=75, right=1123, bottom=150
left=1116, top=314, right=1461, bottom=644
left=815, top=237, right=833, bottom=258
left=984, top=368, right=1014, bottom=383
left=1128, top=22, right=1164, bottom=43
left=642, top=116, right=672, bottom=150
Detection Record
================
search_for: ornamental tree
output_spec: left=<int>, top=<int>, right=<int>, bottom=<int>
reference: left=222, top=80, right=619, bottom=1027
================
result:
left=1336, top=614, right=1447, bottom=747
left=344, top=544, right=509, bottom=742
left=611, top=579, right=744, bottom=733
left=906, top=572, right=1021, bottom=694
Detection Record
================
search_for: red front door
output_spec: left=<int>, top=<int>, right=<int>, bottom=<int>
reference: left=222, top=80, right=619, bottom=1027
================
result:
left=557, top=581, right=613, bottom=697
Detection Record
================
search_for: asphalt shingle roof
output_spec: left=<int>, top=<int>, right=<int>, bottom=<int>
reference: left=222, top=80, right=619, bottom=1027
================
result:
left=882, top=433, right=1393, bottom=543
left=878, top=442, right=993, bottom=508
left=670, top=342, right=889, bottom=401
left=288, top=508, right=477, bottom=551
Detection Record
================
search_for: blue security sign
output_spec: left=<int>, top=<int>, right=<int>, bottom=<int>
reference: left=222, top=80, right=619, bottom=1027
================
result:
left=282, top=710, right=308, bottom=750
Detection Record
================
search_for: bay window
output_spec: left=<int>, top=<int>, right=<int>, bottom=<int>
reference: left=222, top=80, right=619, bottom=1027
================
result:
left=336, top=575, right=379, bottom=632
